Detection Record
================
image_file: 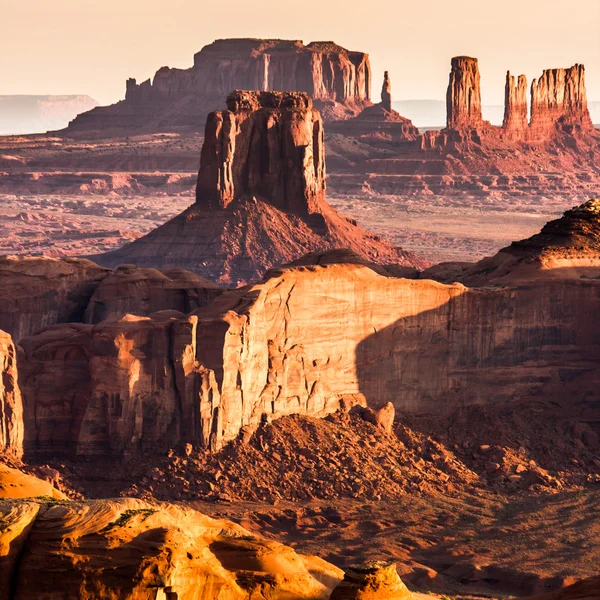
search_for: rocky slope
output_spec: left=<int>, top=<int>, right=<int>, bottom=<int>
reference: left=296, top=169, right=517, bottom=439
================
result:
left=0, top=497, right=344, bottom=599
left=65, top=39, right=372, bottom=135
left=94, top=91, right=425, bottom=284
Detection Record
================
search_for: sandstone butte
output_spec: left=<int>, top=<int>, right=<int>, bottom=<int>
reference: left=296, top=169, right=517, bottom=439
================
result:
left=9, top=199, right=600, bottom=458
left=63, top=38, right=373, bottom=135
left=91, top=90, right=426, bottom=285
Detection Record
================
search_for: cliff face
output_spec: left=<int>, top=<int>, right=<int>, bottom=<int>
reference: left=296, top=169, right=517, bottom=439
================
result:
left=446, top=57, right=483, bottom=129
left=530, top=64, right=593, bottom=137
left=502, top=72, right=528, bottom=138
left=94, top=91, right=426, bottom=284
left=197, top=91, right=326, bottom=214
left=0, top=329, right=22, bottom=460
left=66, top=39, right=372, bottom=134
left=0, top=498, right=343, bottom=600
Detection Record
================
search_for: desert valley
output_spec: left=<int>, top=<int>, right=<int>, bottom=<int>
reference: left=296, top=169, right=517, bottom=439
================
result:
left=1, top=20, right=600, bottom=600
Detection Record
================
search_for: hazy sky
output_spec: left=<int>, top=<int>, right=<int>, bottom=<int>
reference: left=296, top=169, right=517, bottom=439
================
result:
left=2, top=0, right=600, bottom=106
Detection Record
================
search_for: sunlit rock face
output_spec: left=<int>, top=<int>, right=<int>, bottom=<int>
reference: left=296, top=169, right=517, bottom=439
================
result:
left=0, top=329, right=22, bottom=460
left=0, top=498, right=343, bottom=600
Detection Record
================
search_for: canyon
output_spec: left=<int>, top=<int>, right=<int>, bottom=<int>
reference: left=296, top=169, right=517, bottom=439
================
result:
left=2, top=38, right=600, bottom=600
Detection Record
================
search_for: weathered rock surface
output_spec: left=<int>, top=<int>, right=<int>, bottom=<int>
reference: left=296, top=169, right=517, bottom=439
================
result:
left=84, top=264, right=222, bottom=324
left=0, top=464, right=66, bottom=499
left=94, top=91, right=426, bottom=284
left=526, top=576, right=600, bottom=600
left=0, top=329, right=22, bottom=460
left=530, top=65, right=593, bottom=138
left=381, top=71, right=392, bottom=112
left=65, top=38, right=373, bottom=134
left=0, top=256, right=109, bottom=341
left=0, top=498, right=343, bottom=599
left=503, top=71, right=528, bottom=138
left=331, top=561, right=415, bottom=599
left=446, top=57, right=483, bottom=129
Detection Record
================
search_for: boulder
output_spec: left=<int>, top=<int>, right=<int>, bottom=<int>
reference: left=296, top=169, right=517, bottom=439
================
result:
left=331, top=561, right=414, bottom=599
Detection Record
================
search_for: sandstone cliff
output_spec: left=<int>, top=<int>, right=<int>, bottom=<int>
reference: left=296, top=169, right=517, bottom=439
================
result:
left=65, top=38, right=373, bottom=134
left=530, top=64, right=593, bottom=137
left=0, top=498, right=343, bottom=599
left=93, top=91, right=426, bottom=284
left=20, top=202, right=600, bottom=457
left=0, top=329, right=22, bottom=460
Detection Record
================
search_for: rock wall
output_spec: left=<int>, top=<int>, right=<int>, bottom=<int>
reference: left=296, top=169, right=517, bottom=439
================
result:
left=19, top=261, right=600, bottom=457
left=502, top=71, right=528, bottom=138
left=446, top=57, right=483, bottom=129
left=529, top=64, right=593, bottom=137
left=197, top=91, right=326, bottom=214
left=0, top=329, right=22, bottom=459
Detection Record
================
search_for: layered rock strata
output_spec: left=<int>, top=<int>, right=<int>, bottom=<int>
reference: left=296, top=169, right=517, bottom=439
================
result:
left=331, top=561, right=415, bottom=599
left=94, top=91, right=426, bottom=284
left=66, top=38, right=372, bottom=134
left=0, top=498, right=343, bottom=599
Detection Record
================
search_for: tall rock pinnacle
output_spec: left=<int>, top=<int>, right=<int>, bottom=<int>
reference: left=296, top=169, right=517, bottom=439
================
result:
left=503, top=71, right=528, bottom=137
left=446, top=56, right=483, bottom=129
left=381, top=71, right=392, bottom=112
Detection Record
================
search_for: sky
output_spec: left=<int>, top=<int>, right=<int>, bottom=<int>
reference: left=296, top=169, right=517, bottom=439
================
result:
left=2, top=0, right=600, bottom=107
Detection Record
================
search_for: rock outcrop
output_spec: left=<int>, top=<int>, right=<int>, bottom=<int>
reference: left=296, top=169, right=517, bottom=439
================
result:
left=502, top=71, right=528, bottom=138
left=331, top=561, right=415, bottom=599
left=84, top=265, right=222, bottom=324
left=0, top=464, right=66, bottom=499
left=530, top=64, right=593, bottom=137
left=381, top=71, right=392, bottom=112
left=0, top=329, right=22, bottom=460
left=65, top=39, right=373, bottom=134
left=20, top=204, right=600, bottom=457
left=0, top=498, right=343, bottom=599
left=0, top=256, right=109, bottom=341
left=446, top=56, right=483, bottom=129
left=93, top=91, right=426, bottom=284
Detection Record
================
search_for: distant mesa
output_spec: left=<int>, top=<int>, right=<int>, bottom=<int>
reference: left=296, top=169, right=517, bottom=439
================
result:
left=92, top=90, right=426, bottom=285
left=64, top=38, right=373, bottom=135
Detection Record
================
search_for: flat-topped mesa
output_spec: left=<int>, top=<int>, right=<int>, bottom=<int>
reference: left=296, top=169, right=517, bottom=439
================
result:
left=502, top=71, right=528, bottom=138
left=530, top=64, right=593, bottom=137
left=446, top=56, right=483, bottom=129
left=381, top=71, right=392, bottom=112
left=196, top=90, right=326, bottom=215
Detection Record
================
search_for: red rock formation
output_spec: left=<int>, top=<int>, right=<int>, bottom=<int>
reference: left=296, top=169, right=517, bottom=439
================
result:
left=0, top=329, right=22, bottom=460
left=530, top=64, right=593, bottom=137
left=0, top=256, right=109, bottom=341
left=331, top=561, right=414, bottom=599
left=66, top=39, right=372, bottom=134
left=502, top=71, right=528, bottom=138
left=381, top=71, right=392, bottom=112
left=197, top=91, right=326, bottom=214
left=328, top=72, right=420, bottom=143
left=0, top=498, right=343, bottom=599
left=446, top=56, right=483, bottom=129
left=84, top=265, right=222, bottom=324
left=94, top=91, right=426, bottom=284
left=21, top=203, right=600, bottom=457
